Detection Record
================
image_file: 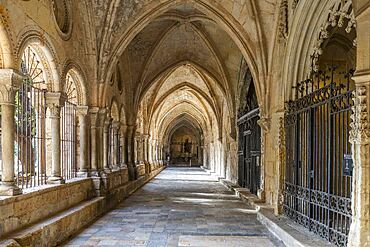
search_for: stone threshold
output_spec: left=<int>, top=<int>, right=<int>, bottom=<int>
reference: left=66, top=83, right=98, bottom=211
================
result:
left=0, top=167, right=166, bottom=247
left=217, top=178, right=334, bottom=247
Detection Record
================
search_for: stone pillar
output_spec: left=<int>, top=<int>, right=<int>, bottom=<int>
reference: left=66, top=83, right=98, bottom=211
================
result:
left=77, top=106, right=89, bottom=177
left=103, top=118, right=112, bottom=173
left=120, top=124, right=127, bottom=167
left=112, top=121, right=120, bottom=170
left=97, top=109, right=107, bottom=173
left=126, top=125, right=136, bottom=180
left=46, top=92, right=66, bottom=184
left=134, top=135, right=138, bottom=164
left=348, top=84, right=370, bottom=247
left=0, top=69, right=24, bottom=196
left=89, top=107, right=99, bottom=176
left=143, top=134, right=150, bottom=173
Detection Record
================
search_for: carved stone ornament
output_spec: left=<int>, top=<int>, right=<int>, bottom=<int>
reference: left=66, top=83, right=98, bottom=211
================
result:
left=349, top=86, right=370, bottom=145
left=278, top=0, right=289, bottom=41
left=76, top=105, right=89, bottom=116
left=311, top=0, right=356, bottom=71
left=89, top=107, right=100, bottom=127
left=0, top=69, right=26, bottom=104
left=257, top=116, right=271, bottom=133
left=98, top=108, right=108, bottom=127
left=278, top=116, right=286, bottom=211
left=45, top=92, right=67, bottom=117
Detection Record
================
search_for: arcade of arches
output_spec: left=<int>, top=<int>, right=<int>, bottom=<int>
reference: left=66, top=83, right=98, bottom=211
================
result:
left=0, top=0, right=369, bottom=246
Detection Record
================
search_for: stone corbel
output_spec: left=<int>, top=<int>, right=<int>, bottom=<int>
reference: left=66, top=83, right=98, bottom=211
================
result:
left=257, top=116, right=271, bottom=133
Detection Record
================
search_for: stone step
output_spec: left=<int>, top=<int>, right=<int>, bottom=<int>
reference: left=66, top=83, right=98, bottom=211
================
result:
left=218, top=178, right=334, bottom=247
left=0, top=197, right=105, bottom=247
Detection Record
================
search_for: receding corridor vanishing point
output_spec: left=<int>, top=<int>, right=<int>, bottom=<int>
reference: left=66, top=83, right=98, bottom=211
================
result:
left=62, top=168, right=284, bottom=247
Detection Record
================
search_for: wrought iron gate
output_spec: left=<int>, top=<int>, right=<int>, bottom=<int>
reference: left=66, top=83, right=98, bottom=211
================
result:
left=284, top=68, right=354, bottom=246
left=238, top=109, right=261, bottom=195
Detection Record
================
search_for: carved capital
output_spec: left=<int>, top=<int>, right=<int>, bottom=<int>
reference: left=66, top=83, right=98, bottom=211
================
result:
left=0, top=69, right=25, bottom=104
left=350, top=86, right=370, bottom=144
left=98, top=108, right=107, bottom=127
left=46, top=92, right=67, bottom=117
left=76, top=105, right=89, bottom=116
left=112, top=120, right=120, bottom=129
left=89, top=107, right=100, bottom=127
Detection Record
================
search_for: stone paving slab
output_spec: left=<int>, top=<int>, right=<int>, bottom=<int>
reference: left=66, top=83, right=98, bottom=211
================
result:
left=61, top=168, right=285, bottom=247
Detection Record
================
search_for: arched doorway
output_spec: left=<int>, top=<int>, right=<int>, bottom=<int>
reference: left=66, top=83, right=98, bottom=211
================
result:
left=237, top=67, right=261, bottom=195
left=283, top=2, right=356, bottom=245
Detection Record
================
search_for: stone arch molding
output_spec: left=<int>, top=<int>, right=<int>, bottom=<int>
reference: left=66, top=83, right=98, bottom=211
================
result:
left=282, top=0, right=356, bottom=100
left=15, top=27, right=62, bottom=92
left=311, top=0, right=356, bottom=71
left=62, top=60, right=88, bottom=105
left=0, top=6, right=15, bottom=69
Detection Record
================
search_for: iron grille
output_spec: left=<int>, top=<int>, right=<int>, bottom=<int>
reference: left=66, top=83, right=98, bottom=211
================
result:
left=284, top=67, right=354, bottom=246
left=61, top=101, right=77, bottom=180
left=15, top=82, right=47, bottom=188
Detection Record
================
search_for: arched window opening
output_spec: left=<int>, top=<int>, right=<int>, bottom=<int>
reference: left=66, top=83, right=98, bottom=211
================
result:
left=61, top=72, right=78, bottom=180
left=15, top=45, right=48, bottom=188
left=284, top=3, right=356, bottom=245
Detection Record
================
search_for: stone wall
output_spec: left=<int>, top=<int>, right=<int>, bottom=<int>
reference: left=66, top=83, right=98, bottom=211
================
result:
left=0, top=178, right=95, bottom=238
left=0, top=165, right=165, bottom=246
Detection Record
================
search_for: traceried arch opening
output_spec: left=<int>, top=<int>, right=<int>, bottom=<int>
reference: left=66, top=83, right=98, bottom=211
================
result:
left=14, top=45, right=49, bottom=188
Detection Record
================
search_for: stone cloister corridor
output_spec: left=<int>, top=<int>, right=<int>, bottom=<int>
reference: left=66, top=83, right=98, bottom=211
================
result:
left=0, top=0, right=370, bottom=247
left=62, top=168, right=284, bottom=247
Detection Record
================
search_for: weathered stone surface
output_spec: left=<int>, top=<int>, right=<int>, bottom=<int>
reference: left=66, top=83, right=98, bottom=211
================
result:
left=63, top=168, right=284, bottom=247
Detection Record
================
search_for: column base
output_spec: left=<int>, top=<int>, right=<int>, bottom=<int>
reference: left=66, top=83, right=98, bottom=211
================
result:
left=0, top=183, right=22, bottom=196
left=47, top=176, right=65, bottom=184
left=77, top=171, right=90, bottom=178
left=89, top=170, right=100, bottom=177
left=112, top=165, right=120, bottom=171
left=104, top=168, right=112, bottom=173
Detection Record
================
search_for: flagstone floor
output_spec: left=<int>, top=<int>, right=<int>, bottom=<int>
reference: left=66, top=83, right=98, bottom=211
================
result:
left=62, top=167, right=285, bottom=247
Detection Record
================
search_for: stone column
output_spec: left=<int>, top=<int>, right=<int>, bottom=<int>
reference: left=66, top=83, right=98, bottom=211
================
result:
left=103, top=118, right=112, bottom=173
left=143, top=134, right=150, bottom=173
left=0, top=69, right=24, bottom=196
left=46, top=92, right=66, bottom=184
left=97, top=109, right=107, bottom=173
left=89, top=107, right=99, bottom=176
left=112, top=121, right=120, bottom=170
left=120, top=124, right=127, bottom=167
left=134, top=135, right=138, bottom=164
left=77, top=106, right=89, bottom=177
left=126, top=125, right=136, bottom=180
